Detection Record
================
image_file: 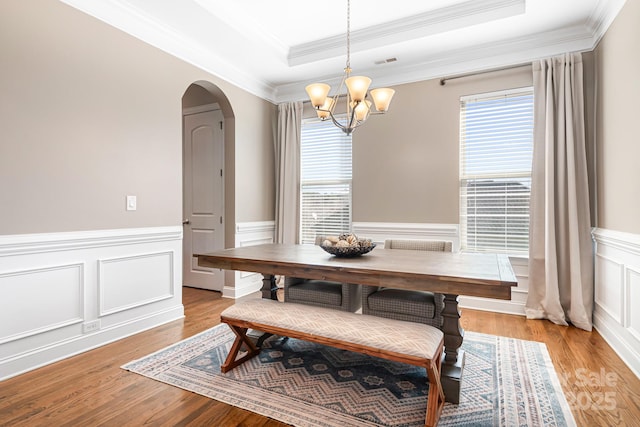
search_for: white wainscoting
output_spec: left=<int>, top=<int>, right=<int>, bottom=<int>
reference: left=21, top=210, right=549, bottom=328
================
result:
left=352, top=222, right=529, bottom=315
left=593, top=228, right=640, bottom=378
left=0, top=227, right=184, bottom=380
left=224, top=221, right=275, bottom=299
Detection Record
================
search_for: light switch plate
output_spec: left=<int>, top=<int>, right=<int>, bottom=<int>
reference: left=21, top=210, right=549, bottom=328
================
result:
left=126, top=195, right=137, bottom=211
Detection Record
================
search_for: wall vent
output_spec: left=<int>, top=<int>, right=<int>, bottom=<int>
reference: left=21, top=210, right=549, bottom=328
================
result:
left=374, top=57, right=398, bottom=65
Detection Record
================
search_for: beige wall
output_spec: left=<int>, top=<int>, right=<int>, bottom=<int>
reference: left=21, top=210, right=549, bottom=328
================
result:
left=350, top=67, right=533, bottom=223
left=233, top=89, right=276, bottom=222
left=6, top=0, right=628, bottom=237
left=0, top=0, right=275, bottom=236
left=183, top=84, right=218, bottom=109
left=595, top=0, right=640, bottom=234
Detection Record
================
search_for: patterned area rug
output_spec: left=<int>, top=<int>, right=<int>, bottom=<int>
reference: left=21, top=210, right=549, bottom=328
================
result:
left=122, top=324, right=575, bottom=427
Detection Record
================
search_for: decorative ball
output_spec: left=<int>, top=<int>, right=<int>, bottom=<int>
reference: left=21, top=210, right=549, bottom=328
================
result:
left=319, top=233, right=376, bottom=257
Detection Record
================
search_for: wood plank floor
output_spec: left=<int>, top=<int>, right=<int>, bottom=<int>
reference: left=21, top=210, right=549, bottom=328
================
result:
left=1, top=286, right=639, bottom=426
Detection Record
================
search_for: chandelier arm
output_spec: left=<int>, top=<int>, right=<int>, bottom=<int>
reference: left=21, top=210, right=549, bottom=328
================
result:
left=313, top=107, right=361, bottom=135
left=328, top=113, right=349, bottom=134
left=347, top=102, right=359, bottom=131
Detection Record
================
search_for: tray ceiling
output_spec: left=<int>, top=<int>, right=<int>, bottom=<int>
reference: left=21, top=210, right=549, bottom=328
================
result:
left=60, top=0, right=626, bottom=103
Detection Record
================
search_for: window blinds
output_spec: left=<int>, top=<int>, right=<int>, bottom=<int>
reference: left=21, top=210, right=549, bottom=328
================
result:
left=459, top=88, right=534, bottom=254
left=300, top=119, right=352, bottom=245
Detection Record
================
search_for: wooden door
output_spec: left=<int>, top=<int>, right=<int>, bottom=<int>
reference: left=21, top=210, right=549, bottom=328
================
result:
left=182, top=109, right=224, bottom=291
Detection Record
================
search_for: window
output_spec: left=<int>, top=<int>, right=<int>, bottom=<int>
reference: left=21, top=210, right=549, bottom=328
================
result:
left=299, top=119, right=352, bottom=245
left=459, top=88, right=534, bottom=255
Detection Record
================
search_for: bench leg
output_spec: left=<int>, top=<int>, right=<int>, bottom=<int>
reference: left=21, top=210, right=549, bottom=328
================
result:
left=221, top=325, right=261, bottom=373
left=425, top=344, right=445, bottom=427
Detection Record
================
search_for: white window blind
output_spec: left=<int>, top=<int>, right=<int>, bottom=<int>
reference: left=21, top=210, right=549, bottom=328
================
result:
left=459, top=88, right=534, bottom=255
left=300, top=119, right=352, bottom=245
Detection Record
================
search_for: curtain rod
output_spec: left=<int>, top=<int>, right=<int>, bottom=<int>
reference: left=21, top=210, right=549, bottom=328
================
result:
left=439, top=63, right=531, bottom=86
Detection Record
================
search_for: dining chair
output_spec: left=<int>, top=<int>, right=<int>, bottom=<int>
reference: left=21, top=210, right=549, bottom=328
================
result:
left=283, top=236, right=362, bottom=312
left=361, top=239, right=453, bottom=328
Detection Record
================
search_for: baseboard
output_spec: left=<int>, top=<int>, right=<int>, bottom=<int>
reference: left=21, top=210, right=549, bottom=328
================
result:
left=1, top=306, right=183, bottom=381
left=594, top=309, right=640, bottom=379
left=459, top=293, right=526, bottom=316
left=222, top=281, right=262, bottom=299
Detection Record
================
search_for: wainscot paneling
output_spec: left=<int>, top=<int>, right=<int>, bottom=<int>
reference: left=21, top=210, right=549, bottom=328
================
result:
left=352, top=222, right=529, bottom=316
left=0, top=263, right=84, bottom=346
left=99, top=251, right=174, bottom=316
left=593, top=228, right=640, bottom=378
left=0, top=227, right=183, bottom=380
left=225, top=221, right=275, bottom=299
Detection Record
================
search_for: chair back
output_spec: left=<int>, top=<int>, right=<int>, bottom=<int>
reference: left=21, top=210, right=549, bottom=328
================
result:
left=384, top=239, right=452, bottom=252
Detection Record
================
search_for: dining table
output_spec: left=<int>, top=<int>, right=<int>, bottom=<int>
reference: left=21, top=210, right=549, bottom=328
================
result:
left=197, top=242, right=517, bottom=403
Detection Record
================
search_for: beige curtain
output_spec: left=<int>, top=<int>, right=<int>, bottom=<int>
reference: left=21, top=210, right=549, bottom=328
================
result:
left=526, top=52, right=594, bottom=331
left=274, top=102, right=303, bottom=244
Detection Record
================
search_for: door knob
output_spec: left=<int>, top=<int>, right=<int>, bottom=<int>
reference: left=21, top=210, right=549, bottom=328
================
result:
left=182, top=219, right=190, bottom=225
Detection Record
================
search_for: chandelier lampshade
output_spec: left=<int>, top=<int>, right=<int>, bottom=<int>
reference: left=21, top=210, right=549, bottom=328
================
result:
left=354, top=100, right=371, bottom=121
left=305, top=83, right=331, bottom=108
left=370, top=88, right=395, bottom=112
left=316, top=97, right=335, bottom=119
left=345, top=76, right=371, bottom=102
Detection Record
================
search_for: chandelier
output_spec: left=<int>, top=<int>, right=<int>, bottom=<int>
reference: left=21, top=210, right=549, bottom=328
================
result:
left=305, top=0, right=395, bottom=135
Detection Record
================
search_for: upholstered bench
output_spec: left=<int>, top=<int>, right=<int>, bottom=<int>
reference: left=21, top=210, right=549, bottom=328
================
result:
left=220, top=298, right=445, bottom=427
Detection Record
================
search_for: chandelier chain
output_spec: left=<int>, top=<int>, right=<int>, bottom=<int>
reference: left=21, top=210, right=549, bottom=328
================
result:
left=346, top=0, right=351, bottom=71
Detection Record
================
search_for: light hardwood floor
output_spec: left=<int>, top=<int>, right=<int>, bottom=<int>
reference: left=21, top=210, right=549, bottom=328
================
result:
left=1, top=287, right=639, bottom=426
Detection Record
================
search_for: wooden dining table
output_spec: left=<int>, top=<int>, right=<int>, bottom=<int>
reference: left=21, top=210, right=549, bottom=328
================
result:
left=197, top=243, right=517, bottom=403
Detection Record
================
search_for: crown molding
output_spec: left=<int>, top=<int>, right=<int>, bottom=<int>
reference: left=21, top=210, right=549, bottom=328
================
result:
left=586, top=0, right=627, bottom=45
left=60, top=0, right=626, bottom=106
left=274, top=23, right=600, bottom=103
left=288, top=0, right=526, bottom=66
left=59, top=0, right=278, bottom=102
left=193, top=0, right=289, bottom=60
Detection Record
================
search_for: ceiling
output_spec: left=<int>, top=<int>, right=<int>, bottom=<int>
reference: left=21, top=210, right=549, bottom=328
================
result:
left=60, top=0, right=625, bottom=103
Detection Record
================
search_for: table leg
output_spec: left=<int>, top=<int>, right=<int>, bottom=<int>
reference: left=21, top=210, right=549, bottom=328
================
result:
left=253, top=274, right=278, bottom=346
left=260, top=274, right=278, bottom=300
left=440, top=293, right=465, bottom=404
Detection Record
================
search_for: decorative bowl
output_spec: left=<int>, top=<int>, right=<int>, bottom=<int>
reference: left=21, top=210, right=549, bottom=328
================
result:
left=320, top=242, right=376, bottom=258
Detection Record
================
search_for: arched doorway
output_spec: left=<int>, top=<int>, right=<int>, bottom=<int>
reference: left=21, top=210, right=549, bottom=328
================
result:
left=181, top=82, right=235, bottom=292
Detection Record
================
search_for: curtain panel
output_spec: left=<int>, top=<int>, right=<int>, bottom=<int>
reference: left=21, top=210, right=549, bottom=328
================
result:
left=526, top=52, right=594, bottom=331
left=274, top=102, right=303, bottom=244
